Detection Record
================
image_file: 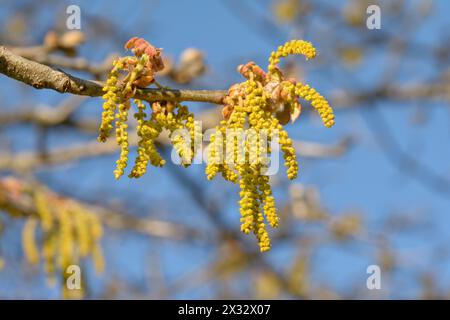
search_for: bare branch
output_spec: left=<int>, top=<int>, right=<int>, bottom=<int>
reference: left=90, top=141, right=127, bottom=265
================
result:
left=0, top=96, right=86, bottom=126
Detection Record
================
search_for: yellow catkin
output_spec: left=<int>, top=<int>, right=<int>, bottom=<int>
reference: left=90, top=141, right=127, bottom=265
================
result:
left=89, top=212, right=105, bottom=273
left=191, top=118, right=202, bottom=162
left=23, top=186, right=105, bottom=290
left=88, top=213, right=103, bottom=243
left=169, top=105, right=193, bottom=166
left=73, top=208, right=90, bottom=258
left=57, top=209, right=75, bottom=269
left=22, top=218, right=40, bottom=265
left=268, top=39, right=316, bottom=73
left=239, top=168, right=257, bottom=235
left=74, top=209, right=104, bottom=273
left=34, top=191, right=53, bottom=232
left=277, top=121, right=298, bottom=180
left=206, top=74, right=288, bottom=252
left=178, top=114, right=198, bottom=166
left=295, top=83, right=335, bottom=128
left=254, top=211, right=271, bottom=252
left=92, top=243, right=105, bottom=274
left=131, top=109, right=166, bottom=177
left=172, top=135, right=191, bottom=166
left=205, top=129, right=223, bottom=180
left=258, top=176, right=279, bottom=228
left=113, top=101, right=130, bottom=179
left=130, top=99, right=159, bottom=177
left=42, top=231, right=57, bottom=278
left=98, top=58, right=124, bottom=142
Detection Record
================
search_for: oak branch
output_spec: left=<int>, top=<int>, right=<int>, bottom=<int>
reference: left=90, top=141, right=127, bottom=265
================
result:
left=0, top=46, right=227, bottom=104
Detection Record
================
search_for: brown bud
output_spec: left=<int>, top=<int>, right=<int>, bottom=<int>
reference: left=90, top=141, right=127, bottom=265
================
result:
left=151, top=102, right=163, bottom=114
left=227, top=83, right=244, bottom=100
left=170, top=48, right=206, bottom=84
left=133, top=74, right=154, bottom=88
left=149, top=49, right=165, bottom=72
left=222, top=105, right=234, bottom=120
left=238, top=61, right=267, bottom=81
left=264, top=81, right=283, bottom=111
left=59, top=31, right=86, bottom=49
left=124, top=37, right=138, bottom=50
left=157, top=56, right=173, bottom=76
left=275, top=104, right=290, bottom=125
left=166, top=101, right=175, bottom=113
left=43, top=31, right=59, bottom=50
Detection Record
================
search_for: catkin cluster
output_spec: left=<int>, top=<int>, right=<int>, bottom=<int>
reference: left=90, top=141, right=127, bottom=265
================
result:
left=22, top=190, right=104, bottom=297
left=101, top=94, right=200, bottom=179
left=129, top=99, right=201, bottom=178
left=99, top=39, right=200, bottom=179
left=99, top=38, right=335, bottom=252
left=206, top=40, right=335, bottom=251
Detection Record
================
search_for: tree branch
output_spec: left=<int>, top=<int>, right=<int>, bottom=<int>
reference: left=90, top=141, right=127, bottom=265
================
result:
left=0, top=46, right=227, bottom=104
left=2, top=46, right=448, bottom=111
